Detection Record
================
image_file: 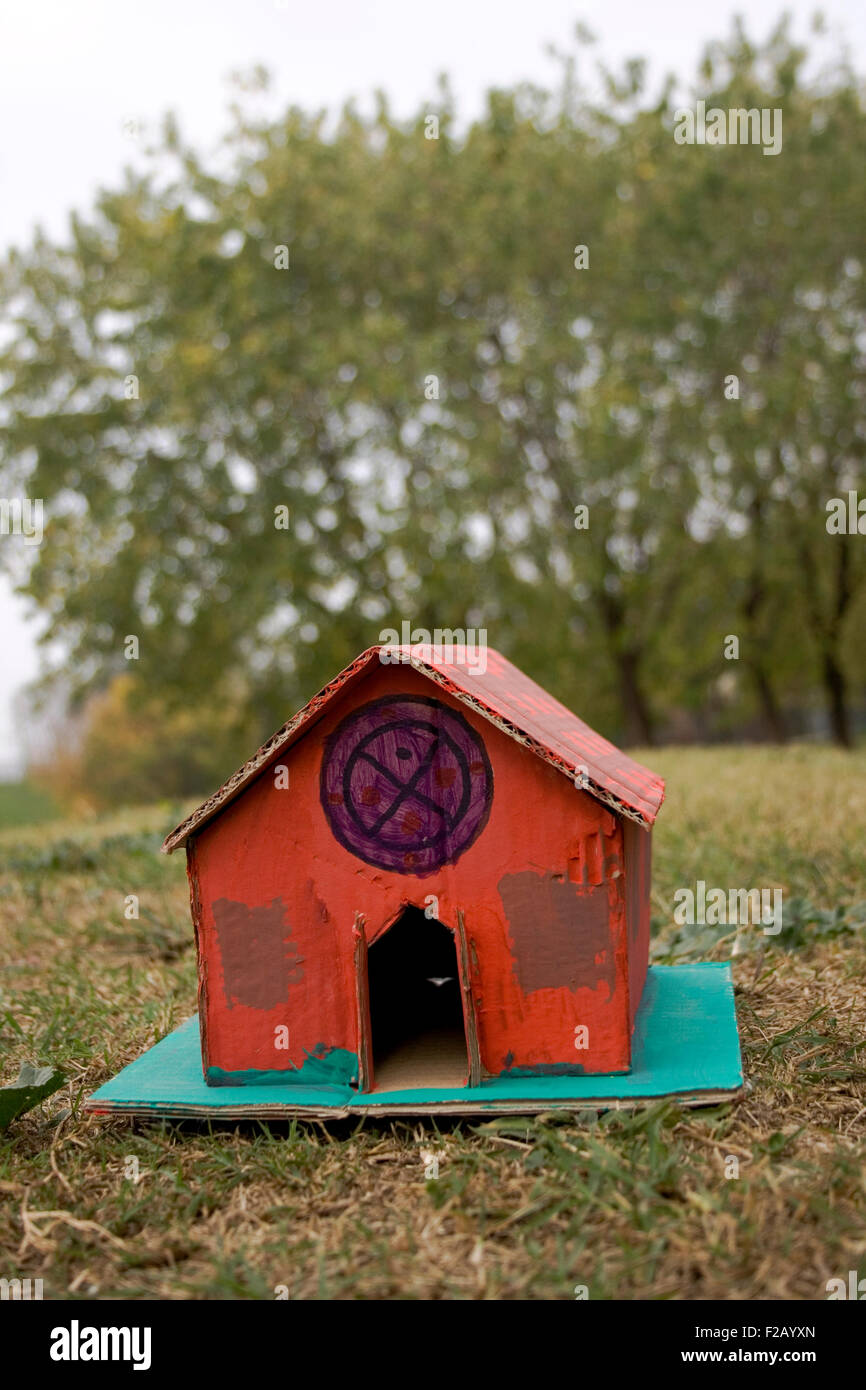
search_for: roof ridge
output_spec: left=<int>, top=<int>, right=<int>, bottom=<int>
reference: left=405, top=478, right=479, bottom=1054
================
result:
left=161, top=644, right=664, bottom=853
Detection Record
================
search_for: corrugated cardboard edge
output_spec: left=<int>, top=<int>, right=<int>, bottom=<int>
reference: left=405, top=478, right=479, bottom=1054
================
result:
left=85, top=1086, right=742, bottom=1121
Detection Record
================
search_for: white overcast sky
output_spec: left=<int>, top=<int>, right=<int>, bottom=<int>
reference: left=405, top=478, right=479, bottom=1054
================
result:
left=1, top=0, right=864, bottom=775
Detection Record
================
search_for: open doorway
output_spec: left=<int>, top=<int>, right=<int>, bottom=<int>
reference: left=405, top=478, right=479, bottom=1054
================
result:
left=366, top=907, right=469, bottom=1092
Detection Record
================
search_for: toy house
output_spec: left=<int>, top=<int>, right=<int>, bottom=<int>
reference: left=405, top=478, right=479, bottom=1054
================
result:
left=88, top=642, right=742, bottom=1118
left=160, top=643, right=665, bottom=1094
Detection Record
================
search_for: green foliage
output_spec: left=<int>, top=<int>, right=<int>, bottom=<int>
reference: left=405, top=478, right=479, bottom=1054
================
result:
left=653, top=896, right=866, bottom=963
left=30, top=675, right=261, bottom=810
left=2, top=829, right=163, bottom=875
left=776, top=897, right=866, bottom=949
left=0, top=1061, right=65, bottom=1131
left=1, top=16, right=865, bottom=766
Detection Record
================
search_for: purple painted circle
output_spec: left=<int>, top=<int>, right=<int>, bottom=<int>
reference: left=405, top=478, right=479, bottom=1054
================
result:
left=320, top=695, right=493, bottom=875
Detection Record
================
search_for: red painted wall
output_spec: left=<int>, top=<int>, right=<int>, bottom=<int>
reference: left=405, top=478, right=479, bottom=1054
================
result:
left=189, top=663, right=641, bottom=1082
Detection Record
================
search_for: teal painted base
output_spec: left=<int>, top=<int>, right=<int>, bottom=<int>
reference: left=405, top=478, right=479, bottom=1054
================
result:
left=85, top=964, right=742, bottom=1118
left=205, top=1046, right=360, bottom=1088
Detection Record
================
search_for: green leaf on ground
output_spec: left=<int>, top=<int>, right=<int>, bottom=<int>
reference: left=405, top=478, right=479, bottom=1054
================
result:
left=0, top=1062, right=66, bottom=1131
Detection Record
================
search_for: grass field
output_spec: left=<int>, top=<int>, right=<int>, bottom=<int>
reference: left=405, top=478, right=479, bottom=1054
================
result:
left=0, top=781, right=60, bottom=831
left=1, top=745, right=865, bottom=1300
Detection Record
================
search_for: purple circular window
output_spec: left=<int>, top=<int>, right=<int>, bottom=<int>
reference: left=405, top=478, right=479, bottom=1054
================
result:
left=320, top=695, right=493, bottom=875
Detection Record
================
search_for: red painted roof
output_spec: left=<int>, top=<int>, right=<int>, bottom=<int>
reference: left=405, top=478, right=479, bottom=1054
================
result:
left=162, top=644, right=665, bottom=852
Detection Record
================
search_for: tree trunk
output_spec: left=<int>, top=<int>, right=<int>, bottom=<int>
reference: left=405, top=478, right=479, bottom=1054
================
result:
left=821, top=647, right=852, bottom=748
left=796, top=528, right=853, bottom=748
left=595, top=587, right=655, bottom=745
left=822, top=540, right=853, bottom=748
left=616, top=647, right=655, bottom=746
left=747, top=656, right=788, bottom=743
left=742, top=492, right=787, bottom=741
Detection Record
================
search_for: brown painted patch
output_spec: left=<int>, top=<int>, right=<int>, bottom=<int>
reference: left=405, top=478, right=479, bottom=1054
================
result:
left=498, top=870, right=615, bottom=998
left=212, top=897, right=304, bottom=1010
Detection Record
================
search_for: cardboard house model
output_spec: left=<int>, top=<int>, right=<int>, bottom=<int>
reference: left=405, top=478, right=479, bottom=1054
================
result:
left=162, top=643, right=665, bottom=1092
left=87, top=641, right=742, bottom=1119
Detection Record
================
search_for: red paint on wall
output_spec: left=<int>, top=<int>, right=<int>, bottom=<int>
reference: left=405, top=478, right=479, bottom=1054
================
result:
left=190, top=662, right=639, bottom=1081
left=164, top=644, right=665, bottom=855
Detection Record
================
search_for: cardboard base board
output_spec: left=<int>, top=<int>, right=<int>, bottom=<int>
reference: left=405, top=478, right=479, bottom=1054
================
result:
left=85, top=963, right=742, bottom=1119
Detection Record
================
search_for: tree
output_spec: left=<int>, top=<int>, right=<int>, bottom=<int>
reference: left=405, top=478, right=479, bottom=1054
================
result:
left=1, top=17, right=864, bottom=776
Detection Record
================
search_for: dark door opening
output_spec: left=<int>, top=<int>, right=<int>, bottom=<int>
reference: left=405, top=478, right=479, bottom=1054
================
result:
left=367, top=906, right=469, bottom=1092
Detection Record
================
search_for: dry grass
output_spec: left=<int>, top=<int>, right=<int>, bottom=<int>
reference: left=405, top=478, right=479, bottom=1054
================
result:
left=1, top=746, right=865, bottom=1300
